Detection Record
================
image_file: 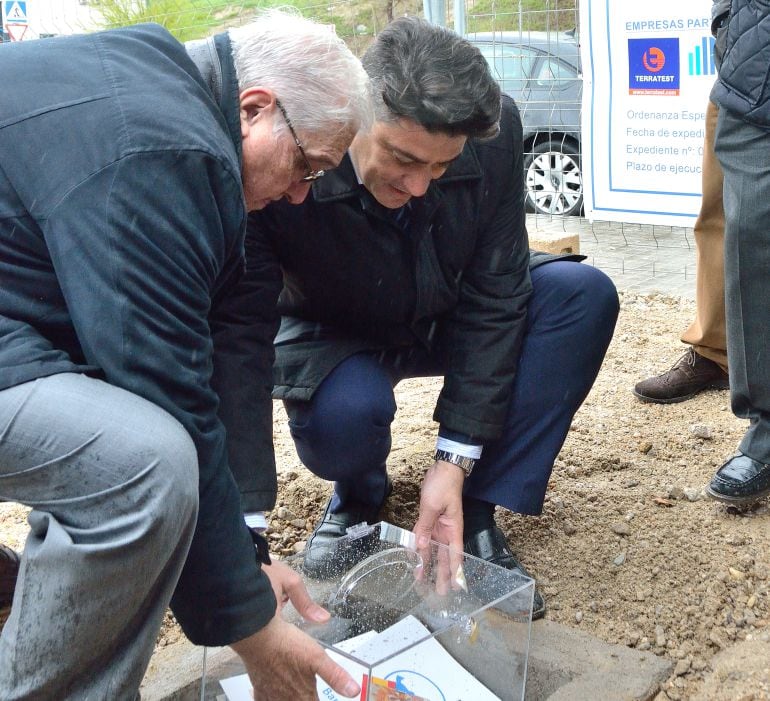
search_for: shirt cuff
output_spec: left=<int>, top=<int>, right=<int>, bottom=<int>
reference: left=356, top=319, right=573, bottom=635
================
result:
left=435, top=435, right=483, bottom=460
left=244, top=511, right=268, bottom=533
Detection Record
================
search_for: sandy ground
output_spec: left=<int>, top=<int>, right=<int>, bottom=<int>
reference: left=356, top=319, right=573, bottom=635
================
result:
left=1, top=291, right=769, bottom=699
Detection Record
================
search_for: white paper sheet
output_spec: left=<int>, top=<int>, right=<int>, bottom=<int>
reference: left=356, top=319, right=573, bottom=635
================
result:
left=219, top=616, right=499, bottom=701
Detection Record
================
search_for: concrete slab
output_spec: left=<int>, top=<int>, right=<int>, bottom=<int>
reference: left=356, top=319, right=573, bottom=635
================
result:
left=526, top=621, right=672, bottom=701
left=140, top=619, right=672, bottom=701
left=526, top=213, right=697, bottom=299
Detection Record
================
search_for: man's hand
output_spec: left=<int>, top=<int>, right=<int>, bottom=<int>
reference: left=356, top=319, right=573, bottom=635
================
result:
left=412, top=460, right=465, bottom=593
left=230, top=561, right=360, bottom=701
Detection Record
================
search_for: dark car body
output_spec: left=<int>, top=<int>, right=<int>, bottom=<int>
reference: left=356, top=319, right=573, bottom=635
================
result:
left=468, top=30, right=583, bottom=216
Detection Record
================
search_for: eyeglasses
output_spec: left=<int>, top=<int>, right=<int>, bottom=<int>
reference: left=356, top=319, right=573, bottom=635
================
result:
left=275, top=99, right=325, bottom=182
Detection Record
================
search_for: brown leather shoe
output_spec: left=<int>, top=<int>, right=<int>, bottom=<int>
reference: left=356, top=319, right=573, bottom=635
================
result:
left=633, top=348, right=729, bottom=404
left=0, top=544, right=20, bottom=629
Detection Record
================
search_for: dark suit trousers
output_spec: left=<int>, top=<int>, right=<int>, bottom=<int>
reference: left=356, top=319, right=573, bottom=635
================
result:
left=284, top=260, right=619, bottom=516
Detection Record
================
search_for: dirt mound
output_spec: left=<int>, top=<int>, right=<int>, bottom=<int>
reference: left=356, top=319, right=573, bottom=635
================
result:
left=1, top=292, right=768, bottom=699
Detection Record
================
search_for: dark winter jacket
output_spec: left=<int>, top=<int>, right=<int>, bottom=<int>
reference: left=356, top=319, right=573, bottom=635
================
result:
left=0, top=24, right=275, bottom=645
left=711, top=0, right=770, bottom=129
left=228, top=96, right=580, bottom=511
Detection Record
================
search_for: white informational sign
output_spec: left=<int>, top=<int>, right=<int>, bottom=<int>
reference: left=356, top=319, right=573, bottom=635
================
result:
left=580, top=0, right=717, bottom=225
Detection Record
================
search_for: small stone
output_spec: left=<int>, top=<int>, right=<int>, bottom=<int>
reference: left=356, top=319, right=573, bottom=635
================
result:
left=613, top=552, right=626, bottom=566
left=638, top=441, right=653, bottom=454
left=638, top=637, right=651, bottom=651
left=655, top=625, right=666, bottom=647
left=611, top=522, right=631, bottom=536
left=275, top=506, right=296, bottom=520
left=550, top=602, right=561, bottom=610
left=709, top=629, right=729, bottom=649
left=290, top=518, right=307, bottom=529
left=683, top=488, right=701, bottom=502
left=562, top=520, right=578, bottom=535
left=747, top=595, right=757, bottom=609
left=674, top=658, right=691, bottom=676
left=589, top=600, right=599, bottom=613
left=689, top=424, right=713, bottom=439
left=625, top=479, right=641, bottom=488
left=728, top=566, right=747, bottom=581
left=668, top=486, right=685, bottom=500
left=292, top=541, right=306, bottom=553
left=575, top=611, right=583, bottom=623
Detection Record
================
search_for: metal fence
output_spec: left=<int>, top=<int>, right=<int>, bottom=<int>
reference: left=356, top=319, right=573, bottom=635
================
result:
left=2, top=0, right=695, bottom=297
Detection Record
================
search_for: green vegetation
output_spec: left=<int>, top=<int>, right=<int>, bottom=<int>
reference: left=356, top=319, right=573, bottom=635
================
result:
left=465, top=0, right=577, bottom=34
left=93, top=0, right=577, bottom=42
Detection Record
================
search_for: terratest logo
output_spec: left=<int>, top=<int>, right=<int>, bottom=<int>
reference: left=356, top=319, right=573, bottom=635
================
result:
left=642, top=47, right=666, bottom=72
left=628, top=37, right=680, bottom=95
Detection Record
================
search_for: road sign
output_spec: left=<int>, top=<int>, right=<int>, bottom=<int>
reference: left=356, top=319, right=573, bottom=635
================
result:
left=3, top=1, right=27, bottom=25
left=4, top=22, right=27, bottom=41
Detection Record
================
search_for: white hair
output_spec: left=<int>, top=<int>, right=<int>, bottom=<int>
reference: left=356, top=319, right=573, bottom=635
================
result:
left=229, top=9, right=372, bottom=136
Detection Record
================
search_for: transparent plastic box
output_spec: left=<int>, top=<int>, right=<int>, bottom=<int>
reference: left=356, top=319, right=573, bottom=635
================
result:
left=202, top=521, right=533, bottom=700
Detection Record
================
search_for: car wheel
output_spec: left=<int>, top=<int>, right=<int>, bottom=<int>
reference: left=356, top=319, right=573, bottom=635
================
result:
left=524, top=139, right=583, bottom=216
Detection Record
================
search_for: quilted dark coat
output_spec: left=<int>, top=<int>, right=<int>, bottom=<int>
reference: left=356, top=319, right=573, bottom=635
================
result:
left=711, top=0, right=770, bottom=129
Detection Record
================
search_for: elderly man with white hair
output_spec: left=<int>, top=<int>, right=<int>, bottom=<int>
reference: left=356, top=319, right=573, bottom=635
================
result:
left=0, top=10, right=369, bottom=700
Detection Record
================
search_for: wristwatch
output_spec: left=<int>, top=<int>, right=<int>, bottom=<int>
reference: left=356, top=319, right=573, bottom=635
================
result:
left=434, top=449, right=476, bottom=476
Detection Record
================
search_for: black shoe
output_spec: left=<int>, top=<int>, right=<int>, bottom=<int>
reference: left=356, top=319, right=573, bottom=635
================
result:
left=463, top=525, right=546, bottom=620
left=707, top=452, right=770, bottom=505
left=303, top=479, right=392, bottom=579
left=633, top=348, right=729, bottom=404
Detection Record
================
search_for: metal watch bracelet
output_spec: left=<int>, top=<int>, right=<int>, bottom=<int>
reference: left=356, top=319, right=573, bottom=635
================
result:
left=433, top=449, right=476, bottom=476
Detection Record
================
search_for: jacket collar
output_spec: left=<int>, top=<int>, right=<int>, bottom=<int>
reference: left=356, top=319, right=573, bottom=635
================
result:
left=311, top=138, right=484, bottom=208
left=185, top=32, right=243, bottom=166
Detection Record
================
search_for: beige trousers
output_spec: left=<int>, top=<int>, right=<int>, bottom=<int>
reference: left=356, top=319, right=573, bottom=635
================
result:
left=680, top=99, right=728, bottom=371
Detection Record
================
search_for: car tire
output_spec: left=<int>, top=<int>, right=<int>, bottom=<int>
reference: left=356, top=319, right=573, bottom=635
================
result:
left=524, top=139, right=583, bottom=217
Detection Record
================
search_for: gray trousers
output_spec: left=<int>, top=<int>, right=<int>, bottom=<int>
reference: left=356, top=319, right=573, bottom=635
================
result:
left=0, top=373, right=199, bottom=700
left=715, top=108, right=770, bottom=462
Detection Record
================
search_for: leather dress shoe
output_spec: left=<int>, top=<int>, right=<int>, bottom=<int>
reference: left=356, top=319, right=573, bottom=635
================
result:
left=634, top=348, right=728, bottom=404
left=302, top=479, right=392, bottom=579
left=463, top=525, right=546, bottom=620
left=707, top=452, right=770, bottom=505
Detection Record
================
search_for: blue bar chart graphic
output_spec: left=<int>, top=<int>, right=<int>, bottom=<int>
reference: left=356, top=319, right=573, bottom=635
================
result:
left=688, top=35, right=716, bottom=76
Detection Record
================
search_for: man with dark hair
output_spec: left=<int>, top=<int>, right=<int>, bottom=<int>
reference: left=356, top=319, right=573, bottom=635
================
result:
left=239, top=17, right=619, bottom=619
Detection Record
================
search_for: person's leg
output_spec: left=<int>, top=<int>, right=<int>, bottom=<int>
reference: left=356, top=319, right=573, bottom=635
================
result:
left=0, top=373, right=198, bottom=700
left=708, top=108, right=770, bottom=502
left=681, top=99, right=728, bottom=370
left=285, top=353, right=396, bottom=511
left=634, top=99, right=729, bottom=404
left=285, top=355, right=398, bottom=576
left=465, top=261, right=619, bottom=514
